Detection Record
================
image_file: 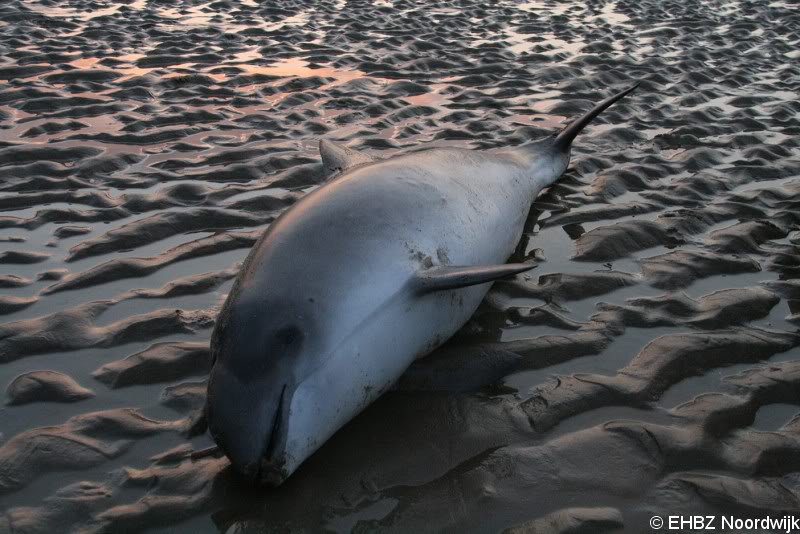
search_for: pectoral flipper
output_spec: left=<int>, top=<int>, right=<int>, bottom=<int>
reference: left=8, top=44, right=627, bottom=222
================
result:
left=414, top=263, right=536, bottom=293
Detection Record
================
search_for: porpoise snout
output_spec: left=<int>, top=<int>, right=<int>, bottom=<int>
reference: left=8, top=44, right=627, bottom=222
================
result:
left=258, top=458, right=289, bottom=486
left=231, top=455, right=288, bottom=485
left=206, top=363, right=288, bottom=484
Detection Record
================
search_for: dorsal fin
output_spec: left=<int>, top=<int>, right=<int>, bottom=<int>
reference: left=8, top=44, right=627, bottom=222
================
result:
left=319, top=140, right=375, bottom=176
left=413, top=263, right=536, bottom=294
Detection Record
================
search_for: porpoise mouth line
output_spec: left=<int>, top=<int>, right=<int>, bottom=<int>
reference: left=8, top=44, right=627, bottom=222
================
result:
left=263, top=385, right=286, bottom=461
left=255, top=384, right=288, bottom=485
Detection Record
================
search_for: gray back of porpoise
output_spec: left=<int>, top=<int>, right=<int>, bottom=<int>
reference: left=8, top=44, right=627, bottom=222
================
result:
left=206, top=83, right=639, bottom=485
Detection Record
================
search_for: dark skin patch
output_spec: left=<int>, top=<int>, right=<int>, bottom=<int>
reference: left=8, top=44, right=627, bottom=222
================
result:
left=409, top=249, right=434, bottom=269
left=362, top=385, right=373, bottom=405
left=436, top=246, right=450, bottom=264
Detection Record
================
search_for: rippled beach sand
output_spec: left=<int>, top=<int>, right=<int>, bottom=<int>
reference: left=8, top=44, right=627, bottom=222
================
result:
left=0, top=0, right=799, bottom=532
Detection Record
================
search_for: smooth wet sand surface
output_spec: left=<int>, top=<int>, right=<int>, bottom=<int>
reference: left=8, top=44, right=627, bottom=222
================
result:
left=0, top=0, right=799, bottom=532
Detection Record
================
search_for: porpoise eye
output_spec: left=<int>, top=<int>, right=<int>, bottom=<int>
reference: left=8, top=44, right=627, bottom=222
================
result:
left=275, top=326, right=302, bottom=347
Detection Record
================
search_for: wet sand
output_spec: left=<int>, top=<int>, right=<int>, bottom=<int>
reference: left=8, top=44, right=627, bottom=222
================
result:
left=0, top=0, right=799, bottom=532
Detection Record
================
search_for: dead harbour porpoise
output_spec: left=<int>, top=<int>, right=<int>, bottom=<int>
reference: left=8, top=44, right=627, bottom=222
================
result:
left=206, top=83, right=640, bottom=485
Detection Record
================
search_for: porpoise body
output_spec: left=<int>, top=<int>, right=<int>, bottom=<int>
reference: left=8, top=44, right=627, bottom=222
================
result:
left=206, top=84, right=639, bottom=484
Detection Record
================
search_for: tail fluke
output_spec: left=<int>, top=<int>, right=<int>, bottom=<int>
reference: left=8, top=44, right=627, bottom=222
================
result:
left=553, top=82, right=639, bottom=152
